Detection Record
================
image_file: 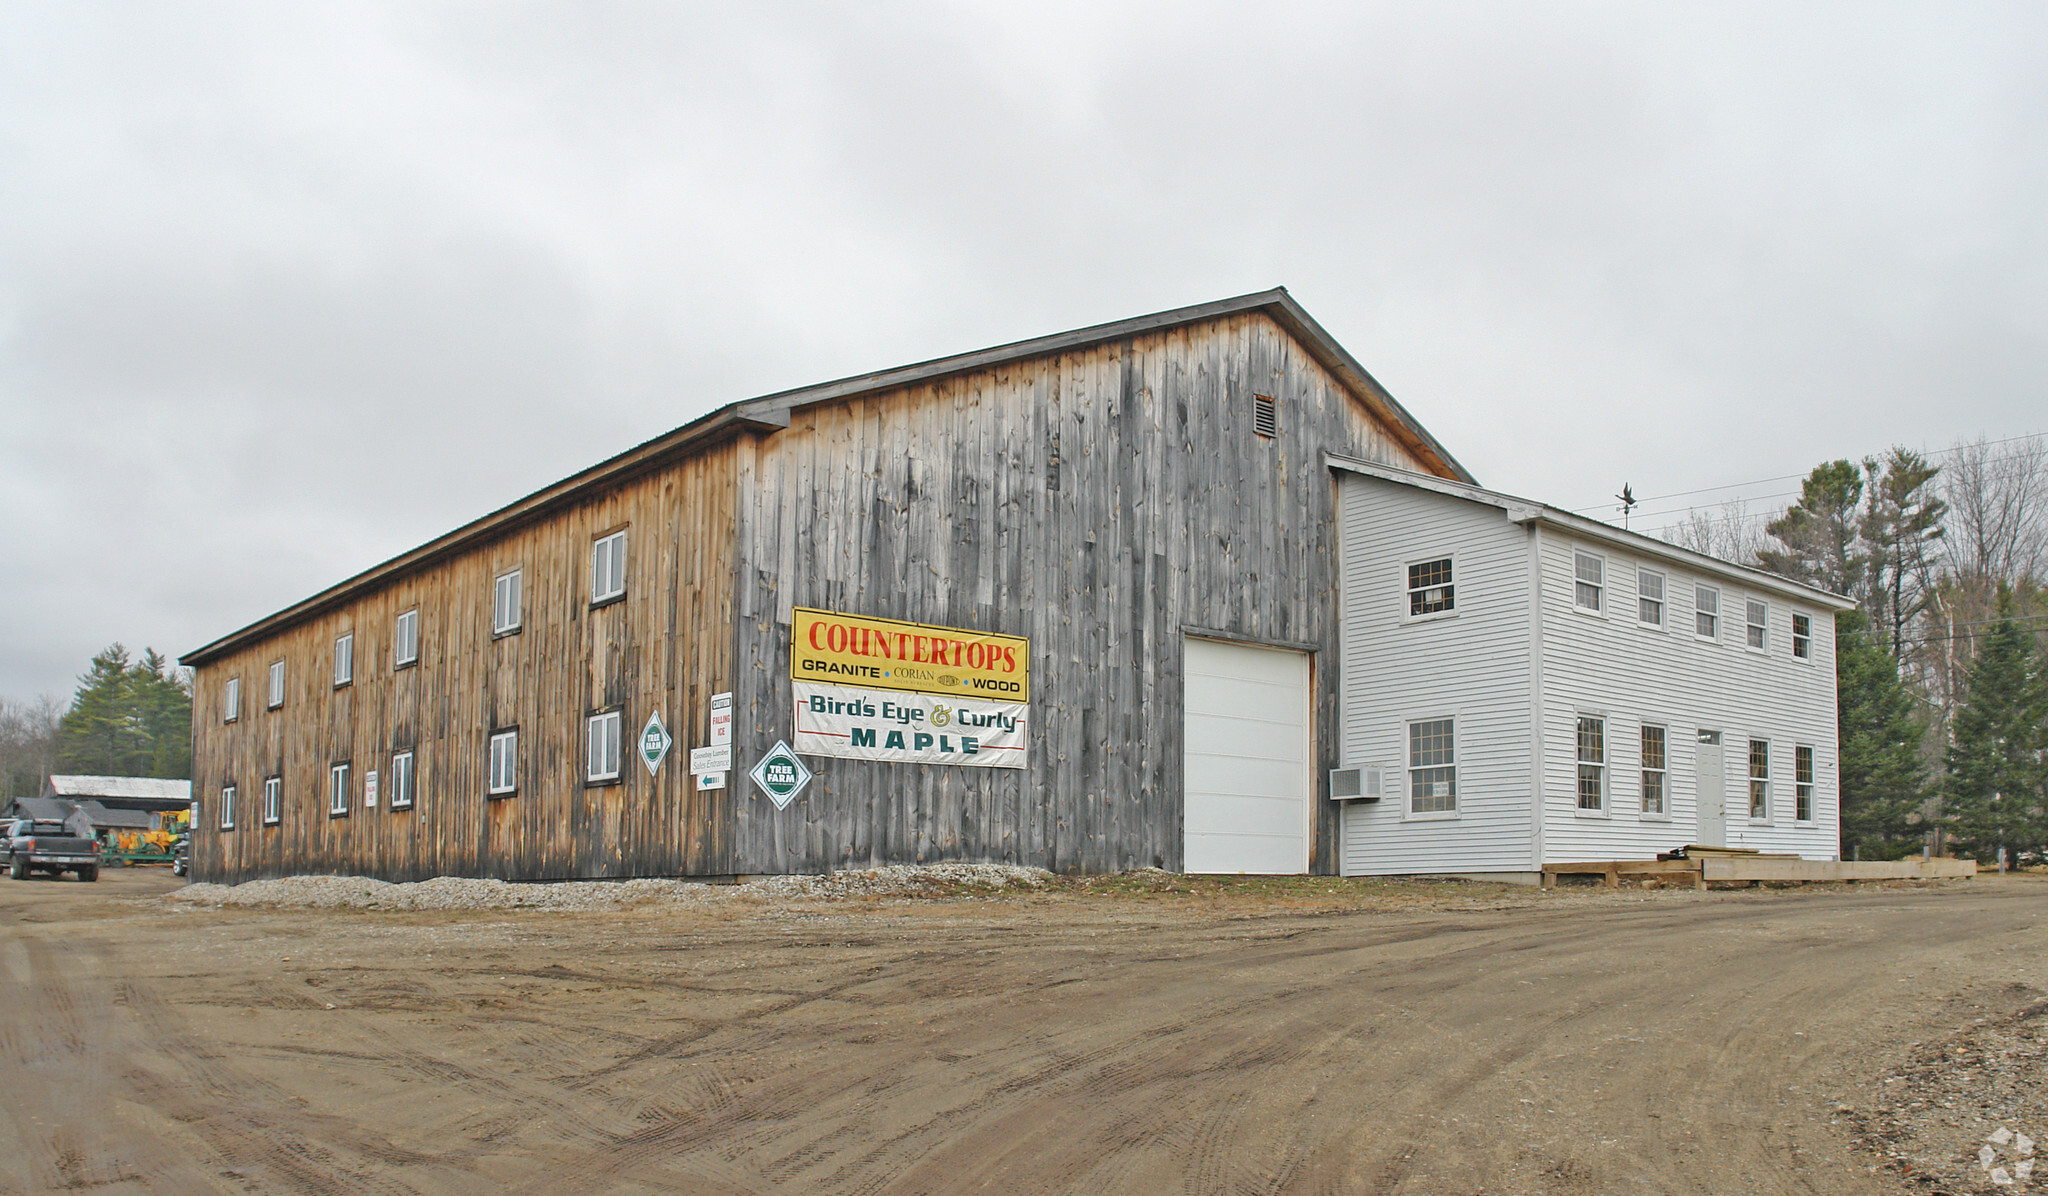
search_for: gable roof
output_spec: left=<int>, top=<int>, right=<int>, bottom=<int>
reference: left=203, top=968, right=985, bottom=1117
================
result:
left=1325, top=453, right=1857, bottom=611
left=44, top=775, right=195, bottom=803
left=182, top=289, right=1470, bottom=666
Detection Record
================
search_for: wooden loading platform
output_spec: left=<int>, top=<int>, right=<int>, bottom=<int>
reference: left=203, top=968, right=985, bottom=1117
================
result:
left=1540, top=848, right=1978, bottom=890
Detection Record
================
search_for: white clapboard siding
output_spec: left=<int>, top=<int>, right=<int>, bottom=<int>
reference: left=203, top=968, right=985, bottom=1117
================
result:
left=1337, top=475, right=1536, bottom=875
left=1183, top=637, right=1311, bottom=874
left=1533, top=532, right=1840, bottom=863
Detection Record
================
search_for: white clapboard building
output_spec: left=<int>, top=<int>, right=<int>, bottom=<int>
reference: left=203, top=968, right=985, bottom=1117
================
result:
left=1330, top=456, right=1856, bottom=878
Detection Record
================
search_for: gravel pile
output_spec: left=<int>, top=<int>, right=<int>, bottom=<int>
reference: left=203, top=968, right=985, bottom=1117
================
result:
left=169, top=864, right=1053, bottom=912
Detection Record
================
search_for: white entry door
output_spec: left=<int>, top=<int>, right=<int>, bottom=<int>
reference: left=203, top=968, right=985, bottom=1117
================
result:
left=1182, top=637, right=1311, bottom=874
left=1696, top=729, right=1725, bottom=848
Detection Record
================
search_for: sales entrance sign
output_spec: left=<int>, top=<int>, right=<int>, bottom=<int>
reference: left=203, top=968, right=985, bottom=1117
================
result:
left=791, top=608, right=1030, bottom=703
left=793, top=680, right=1028, bottom=769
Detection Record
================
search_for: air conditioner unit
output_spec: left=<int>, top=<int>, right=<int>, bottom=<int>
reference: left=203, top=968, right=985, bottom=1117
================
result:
left=1329, top=765, right=1383, bottom=801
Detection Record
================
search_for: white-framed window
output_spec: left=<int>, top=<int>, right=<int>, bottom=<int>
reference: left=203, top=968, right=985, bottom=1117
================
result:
left=1792, top=612, right=1812, bottom=660
left=224, top=677, right=240, bottom=723
left=219, top=783, right=236, bottom=831
left=268, top=660, right=286, bottom=709
left=329, top=762, right=351, bottom=817
left=1745, top=600, right=1768, bottom=651
left=1695, top=585, right=1720, bottom=640
left=488, top=729, right=518, bottom=797
left=587, top=710, right=623, bottom=782
left=1748, top=739, right=1770, bottom=820
left=394, top=609, right=419, bottom=667
left=1640, top=725, right=1666, bottom=815
left=334, top=632, right=354, bottom=687
left=1573, top=551, right=1604, bottom=613
left=493, top=569, right=522, bottom=636
left=1795, top=745, right=1814, bottom=822
left=592, top=531, right=627, bottom=604
left=1576, top=716, right=1606, bottom=811
left=1406, top=557, right=1455, bottom=618
left=263, top=775, right=281, bottom=826
left=1637, top=569, right=1665, bottom=628
left=390, top=750, right=415, bottom=810
left=1407, top=718, right=1457, bottom=816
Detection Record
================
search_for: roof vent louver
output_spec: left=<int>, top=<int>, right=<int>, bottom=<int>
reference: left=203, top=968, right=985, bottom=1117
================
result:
left=1252, top=393, right=1277, bottom=438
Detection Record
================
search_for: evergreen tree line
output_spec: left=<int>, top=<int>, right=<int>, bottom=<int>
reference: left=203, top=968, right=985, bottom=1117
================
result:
left=0, top=645, right=192, bottom=798
left=1672, top=435, right=2048, bottom=865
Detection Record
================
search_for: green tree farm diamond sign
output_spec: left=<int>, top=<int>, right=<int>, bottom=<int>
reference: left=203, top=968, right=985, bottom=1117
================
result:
left=749, top=741, right=812, bottom=809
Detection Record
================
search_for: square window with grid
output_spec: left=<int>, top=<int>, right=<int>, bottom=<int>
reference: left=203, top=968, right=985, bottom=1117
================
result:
left=1577, top=717, right=1605, bottom=810
left=1637, top=569, right=1665, bottom=627
left=1640, top=725, right=1666, bottom=814
left=1408, top=719, right=1456, bottom=814
left=1407, top=558, right=1454, bottom=616
left=1749, top=739, right=1770, bottom=819
left=1796, top=745, right=1814, bottom=822
left=1574, top=552, right=1604, bottom=612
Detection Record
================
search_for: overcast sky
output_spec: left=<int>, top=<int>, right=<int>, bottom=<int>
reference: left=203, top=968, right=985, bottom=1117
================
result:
left=3, top=2, right=2045, bottom=701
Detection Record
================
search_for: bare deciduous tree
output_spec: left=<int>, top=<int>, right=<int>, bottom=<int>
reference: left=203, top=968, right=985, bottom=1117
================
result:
left=1663, top=499, right=1769, bottom=568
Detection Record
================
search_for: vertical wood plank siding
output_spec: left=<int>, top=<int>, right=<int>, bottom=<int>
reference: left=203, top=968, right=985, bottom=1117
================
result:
left=730, top=311, right=1425, bottom=875
left=190, top=446, right=740, bottom=883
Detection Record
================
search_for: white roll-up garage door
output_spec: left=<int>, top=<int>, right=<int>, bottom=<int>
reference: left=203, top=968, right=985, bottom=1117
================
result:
left=1182, top=636, right=1311, bottom=874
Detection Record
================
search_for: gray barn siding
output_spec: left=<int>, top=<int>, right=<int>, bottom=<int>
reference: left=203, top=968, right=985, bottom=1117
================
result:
left=726, top=311, right=1426, bottom=875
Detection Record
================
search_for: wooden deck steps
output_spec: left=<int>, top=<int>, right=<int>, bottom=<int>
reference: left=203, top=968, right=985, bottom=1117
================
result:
left=1540, top=849, right=1977, bottom=889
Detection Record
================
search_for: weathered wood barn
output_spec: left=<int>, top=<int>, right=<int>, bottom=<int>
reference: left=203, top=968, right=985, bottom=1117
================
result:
left=183, top=290, right=1475, bottom=883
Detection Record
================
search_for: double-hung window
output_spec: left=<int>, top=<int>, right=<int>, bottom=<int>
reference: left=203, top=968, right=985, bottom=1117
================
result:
left=1795, top=746, right=1814, bottom=822
left=493, top=569, right=522, bottom=636
left=1576, top=717, right=1606, bottom=811
left=1695, top=586, right=1720, bottom=639
left=1792, top=613, right=1812, bottom=660
left=1746, top=600, right=1768, bottom=650
left=220, top=784, right=236, bottom=831
left=1748, top=739, right=1770, bottom=820
left=394, top=609, right=419, bottom=667
left=592, top=531, right=627, bottom=604
left=263, top=776, right=281, bottom=826
left=391, top=751, right=415, bottom=810
left=1407, top=719, right=1456, bottom=815
left=587, top=711, right=623, bottom=782
left=224, top=677, right=240, bottom=723
left=334, top=632, right=354, bottom=687
left=488, top=729, right=518, bottom=797
left=329, top=762, right=351, bottom=817
left=1640, top=725, right=1666, bottom=815
left=268, top=660, right=286, bottom=709
left=1573, top=551, right=1604, bottom=612
left=1407, top=558, right=1454, bottom=617
left=1637, top=569, right=1665, bottom=628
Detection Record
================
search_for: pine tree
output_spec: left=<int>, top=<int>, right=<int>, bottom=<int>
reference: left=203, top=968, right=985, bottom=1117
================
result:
left=54, top=644, right=193, bottom=779
left=1758, top=460, right=1866, bottom=596
left=1941, top=602, right=2048, bottom=867
left=1862, top=448, right=1947, bottom=658
left=1836, top=610, right=1930, bottom=859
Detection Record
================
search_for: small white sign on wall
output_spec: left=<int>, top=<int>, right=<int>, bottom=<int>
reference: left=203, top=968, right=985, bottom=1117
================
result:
left=364, top=770, right=379, bottom=809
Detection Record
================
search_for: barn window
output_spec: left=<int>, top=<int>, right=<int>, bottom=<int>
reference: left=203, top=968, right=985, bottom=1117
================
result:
left=1694, top=585, right=1720, bottom=640
left=328, top=762, right=350, bottom=818
left=390, top=751, right=415, bottom=810
left=1792, top=613, right=1812, bottom=660
left=592, top=531, right=628, bottom=605
left=1407, top=719, right=1456, bottom=815
left=394, top=609, right=419, bottom=667
left=488, top=729, right=518, bottom=797
left=268, top=660, right=285, bottom=709
left=1795, top=745, right=1814, bottom=822
left=587, top=711, right=623, bottom=783
left=1406, top=558, right=1454, bottom=617
left=1251, top=393, right=1278, bottom=438
left=1637, top=569, right=1665, bottom=628
left=224, top=677, right=240, bottom=723
left=263, top=775, right=281, bottom=826
left=493, top=569, right=522, bottom=636
left=219, top=784, right=236, bottom=831
left=1573, top=552, right=1604, bottom=612
left=1640, top=725, right=1666, bottom=815
left=334, top=633, right=354, bottom=687
left=1748, top=739, right=1770, bottom=820
left=1746, top=600, right=1768, bottom=651
left=1577, top=717, right=1605, bottom=811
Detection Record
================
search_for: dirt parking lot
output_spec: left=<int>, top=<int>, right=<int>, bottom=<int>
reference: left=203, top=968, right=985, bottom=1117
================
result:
left=2, top=867, right=2043, bottom=1195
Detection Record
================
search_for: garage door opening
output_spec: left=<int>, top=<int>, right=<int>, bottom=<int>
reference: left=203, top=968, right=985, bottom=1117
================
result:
left=1181, top=636, right=1311, bottom=874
